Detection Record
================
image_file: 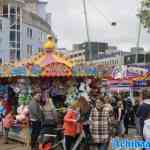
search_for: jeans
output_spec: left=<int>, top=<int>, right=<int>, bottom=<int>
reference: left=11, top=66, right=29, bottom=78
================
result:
left=31, top=121, right=41, bottom=149
left=4, top=128, right=9, bottom=143
left=98, top=143, right=109, bottom=150
left=65, top=135, right=76, bottom=150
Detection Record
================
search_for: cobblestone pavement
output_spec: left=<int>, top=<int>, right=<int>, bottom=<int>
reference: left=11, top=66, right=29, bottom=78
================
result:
left=0, top=128, right=142, bottom=150
left=0, top=136, right=29, bottom=150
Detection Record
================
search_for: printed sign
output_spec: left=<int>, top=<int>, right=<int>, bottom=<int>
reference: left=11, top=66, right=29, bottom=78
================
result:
left=11, top=67, right=27, bottom=76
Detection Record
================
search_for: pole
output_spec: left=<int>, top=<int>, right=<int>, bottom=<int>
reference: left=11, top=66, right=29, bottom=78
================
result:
left=83, top=0, right=92, bottom=60
left=136, top=2, right=143, bottom=63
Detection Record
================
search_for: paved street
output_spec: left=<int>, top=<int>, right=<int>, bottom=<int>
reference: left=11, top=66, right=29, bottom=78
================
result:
left=0, top=128, right=142, bottom=150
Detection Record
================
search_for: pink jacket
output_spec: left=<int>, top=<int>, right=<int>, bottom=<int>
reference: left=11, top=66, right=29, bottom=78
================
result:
left=3, top=114, right=14, bottom=128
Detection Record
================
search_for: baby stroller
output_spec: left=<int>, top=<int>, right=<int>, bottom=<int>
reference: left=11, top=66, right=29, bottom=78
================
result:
left=38, top=119, right=63, bottom=150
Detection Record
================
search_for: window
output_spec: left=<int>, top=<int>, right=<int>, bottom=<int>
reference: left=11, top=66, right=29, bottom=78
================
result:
left=27, top=28, right=30, bottom=37
left=17, top=49, right=20, bottom=60
left=30, top=29, right=32, bottom=39
left=3, top=5, right=8, bottom=18
left=10, top=7, right=16, bottom=14
left=27, top=28, right=32, bottom=39
left=0, top=6, right=2, bottom=16
left=0, top=20, right=2, bottom=31
left=10, top=31, right=16, bottom=41
left=10, top=49, right=16, bottom=61
left=27, top=45, right=32, bottom=57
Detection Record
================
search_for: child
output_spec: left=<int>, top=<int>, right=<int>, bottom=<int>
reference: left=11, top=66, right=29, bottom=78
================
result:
left=3, top=111, right=14, bottom=144
left=143, top=112, right=150, bottom=150
left=63, top=102, right=80, bottom=150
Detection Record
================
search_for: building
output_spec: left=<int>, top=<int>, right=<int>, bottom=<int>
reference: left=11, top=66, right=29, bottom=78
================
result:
left=0, top=0, right=55, bottom=63
left=73, top=42, right=108, bottom=61
left=62, top=49, right=86, bottom=64
left=88, top=50, right=128, bottom=66
left=124, top=47, right=146, bottom=65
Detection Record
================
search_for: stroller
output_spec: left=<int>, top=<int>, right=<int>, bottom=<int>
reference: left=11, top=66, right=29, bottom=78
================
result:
left=38, top=119, right=63, bottom=150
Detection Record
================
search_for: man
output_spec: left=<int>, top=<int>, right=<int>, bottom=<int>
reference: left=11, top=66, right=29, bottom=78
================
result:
left=28, top=92, right=44, bottom=150
left=90, top=98, right=112, bottom=150
left=136, top=88, right=150, bottom=136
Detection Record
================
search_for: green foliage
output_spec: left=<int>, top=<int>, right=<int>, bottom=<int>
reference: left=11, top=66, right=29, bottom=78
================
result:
left=140, top=0, right=150, bottom=29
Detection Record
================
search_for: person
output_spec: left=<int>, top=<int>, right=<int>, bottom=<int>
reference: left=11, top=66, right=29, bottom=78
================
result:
left=143, top=112, right=150, bottom=150
left=63, top=101, right=80, bottom=150
left=116, top=100, right=125, bottom=137
left=104, top=96, right=113, bottom=114
left=0, top=97, right=5, bottom=121
left=90, top=97, right=112, bottom=150
left=3, top=111, right=14, bottom=144
left=28, top=92, right=44, bottom=150
left=123, top=96, right=133, bottom=134
left=136, top=88, right=150, bottom=137
left=133, top=97, right=141, bottom=135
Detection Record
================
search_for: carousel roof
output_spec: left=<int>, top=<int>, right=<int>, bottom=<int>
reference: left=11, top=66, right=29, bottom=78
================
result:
left=0, top=38, right=73, bottom=77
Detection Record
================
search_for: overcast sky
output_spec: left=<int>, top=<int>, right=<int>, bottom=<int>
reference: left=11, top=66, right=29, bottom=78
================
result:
left=46, top=0, right=150, bottom=51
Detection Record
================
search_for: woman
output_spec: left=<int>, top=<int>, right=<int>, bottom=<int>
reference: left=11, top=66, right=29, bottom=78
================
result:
left=28, top=92, right=44, bottom=150
left=63, top=101, right=80, bottom=150
left=116, top=100, right=125, bottom=137
left=90, top=98, right=112, bottom=150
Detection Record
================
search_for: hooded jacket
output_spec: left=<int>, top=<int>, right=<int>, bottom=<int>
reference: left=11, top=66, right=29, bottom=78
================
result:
left=136, top=99, right=150, bottom=134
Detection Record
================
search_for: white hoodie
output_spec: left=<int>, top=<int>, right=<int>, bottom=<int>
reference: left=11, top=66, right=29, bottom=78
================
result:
left=143, top=119, right=150, bottom=140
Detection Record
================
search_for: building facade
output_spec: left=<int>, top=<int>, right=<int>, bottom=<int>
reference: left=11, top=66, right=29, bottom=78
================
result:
left=0, top=0, right=55, bottom=63
left=66, top=49, right=86, bottom=64
left=73, top=42, right=108, bottom=61
left=124, top=47, right=150, bottom=65
left=88, top=51, right=128, bottom=66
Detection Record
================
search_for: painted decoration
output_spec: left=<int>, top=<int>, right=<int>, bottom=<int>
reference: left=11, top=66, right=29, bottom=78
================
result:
left=11, top=67, right=27, bottom=76
left=112, top=65, right=127, bottom=79
left=42, top=63, right=71, bottom=76
left=72, top=66, right=97, bottom=76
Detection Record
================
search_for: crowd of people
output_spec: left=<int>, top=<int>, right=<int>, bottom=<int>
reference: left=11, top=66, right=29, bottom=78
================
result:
left=0, top=86, right=150, bottom=150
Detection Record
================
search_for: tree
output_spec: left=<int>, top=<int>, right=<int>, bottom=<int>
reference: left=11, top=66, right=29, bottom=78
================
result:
left=139, top=0, right=150, bottom=32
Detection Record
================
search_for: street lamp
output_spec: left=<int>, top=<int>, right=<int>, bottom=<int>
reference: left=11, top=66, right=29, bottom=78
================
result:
left=82, top=0, right=117, bottom=61
left=82, top=0, right=92, bottom=60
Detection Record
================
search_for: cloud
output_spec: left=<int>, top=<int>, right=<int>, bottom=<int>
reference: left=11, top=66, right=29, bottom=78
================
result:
left=47, top=0, right=150, bottom=51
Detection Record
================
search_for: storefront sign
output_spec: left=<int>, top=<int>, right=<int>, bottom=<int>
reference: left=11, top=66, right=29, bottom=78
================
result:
left=43, top=63, right=71, bottom=76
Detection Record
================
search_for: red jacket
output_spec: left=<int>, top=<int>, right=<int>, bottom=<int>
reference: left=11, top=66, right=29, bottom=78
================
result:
left=63, top=109, right=78, bottom=137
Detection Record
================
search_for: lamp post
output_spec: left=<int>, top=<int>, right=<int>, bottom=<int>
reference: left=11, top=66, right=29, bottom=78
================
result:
left=82, top=0, right=92, bottom=61
left=82, top=0, right=117, bottom=61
